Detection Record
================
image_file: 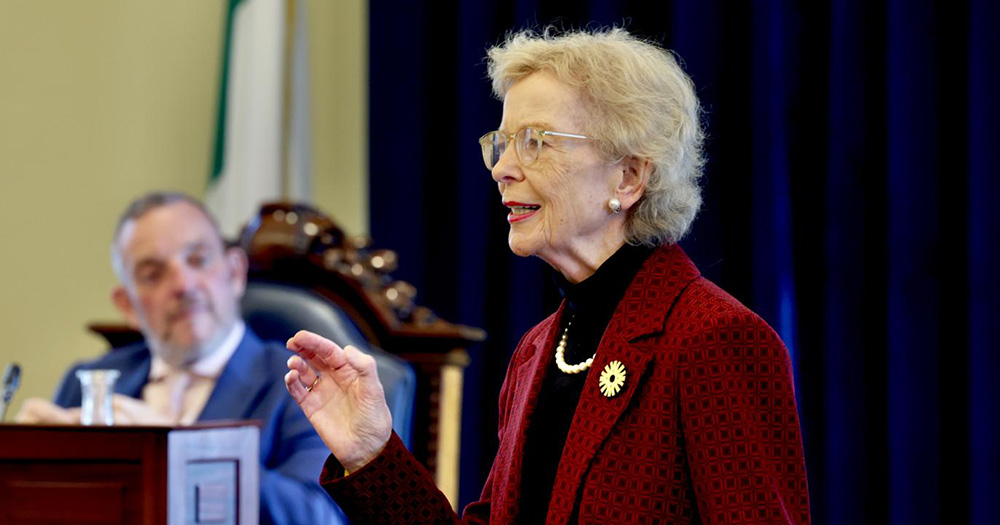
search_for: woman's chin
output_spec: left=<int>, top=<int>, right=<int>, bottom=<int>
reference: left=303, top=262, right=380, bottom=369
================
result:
left=507, top=234, right=538, bottom=258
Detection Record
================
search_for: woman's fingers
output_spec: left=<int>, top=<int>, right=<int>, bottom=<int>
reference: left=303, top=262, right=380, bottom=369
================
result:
left=287, top=330, right=347, bottom=370
left=284, top=354, right=336, bottom=413
left=284, top=336, right=393, bottom=472
left=286, top=355, right=321, bottom=392
left=342, top=345, right=379, bottom=379
left=287, top=332, right=377, bottom=389
left=284, top=368, right=309, bottom=403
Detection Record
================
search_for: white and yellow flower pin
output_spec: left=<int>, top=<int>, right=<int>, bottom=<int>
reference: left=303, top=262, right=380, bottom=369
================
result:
left=599, top=360, right=626, bottom=398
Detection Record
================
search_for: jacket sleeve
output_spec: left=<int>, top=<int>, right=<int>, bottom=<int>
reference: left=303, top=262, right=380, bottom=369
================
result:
left=679, top=311, right=811, bottom=524
left=259, top=394, right=348, bottom=524
left=52, top=364, right=85, bottom=408
left=320, top=431, right=468, bottom=524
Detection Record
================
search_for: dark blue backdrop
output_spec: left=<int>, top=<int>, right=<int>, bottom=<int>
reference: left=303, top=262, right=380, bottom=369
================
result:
left=366, top=1, right=999, bottom=523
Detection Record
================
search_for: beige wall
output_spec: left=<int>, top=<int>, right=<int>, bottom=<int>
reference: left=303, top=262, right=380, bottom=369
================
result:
left=311, top=0, right=367, bottom=232
left=0, top=0, right=368, bottom=417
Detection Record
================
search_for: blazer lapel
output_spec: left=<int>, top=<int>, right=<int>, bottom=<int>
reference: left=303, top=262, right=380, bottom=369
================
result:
left=197, top=330, right=268, bottom=421
left=545, top=245, right=701, bottom=524
left=492, top=307, right=566, bottom=521
left=115, top=351, right=152, bottom=398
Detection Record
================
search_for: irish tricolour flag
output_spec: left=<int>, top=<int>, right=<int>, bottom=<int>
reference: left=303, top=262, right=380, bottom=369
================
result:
left=207, top=0, right=313, bottom=238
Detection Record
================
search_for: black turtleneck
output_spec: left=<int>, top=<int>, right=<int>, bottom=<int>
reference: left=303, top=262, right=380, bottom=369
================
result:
left=517, top=243, right=655, bottom=523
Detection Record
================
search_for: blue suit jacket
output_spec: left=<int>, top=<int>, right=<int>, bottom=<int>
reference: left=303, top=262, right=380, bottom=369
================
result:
left=53, top=328, right=345, bottom=524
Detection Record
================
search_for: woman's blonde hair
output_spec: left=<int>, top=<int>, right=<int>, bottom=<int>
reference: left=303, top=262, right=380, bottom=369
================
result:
left=487, top=27, right=705, bottom=246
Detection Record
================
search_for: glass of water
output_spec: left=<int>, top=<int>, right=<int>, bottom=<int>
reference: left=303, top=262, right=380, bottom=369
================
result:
left=76, top=369, right=120, bottom=426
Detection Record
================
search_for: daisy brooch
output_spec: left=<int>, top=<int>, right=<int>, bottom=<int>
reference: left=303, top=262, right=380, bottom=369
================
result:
left=599, top=360, right=626, bottom=398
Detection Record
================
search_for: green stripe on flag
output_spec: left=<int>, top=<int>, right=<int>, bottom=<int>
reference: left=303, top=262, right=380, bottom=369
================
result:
left=210, top=0, right=247, bottom=185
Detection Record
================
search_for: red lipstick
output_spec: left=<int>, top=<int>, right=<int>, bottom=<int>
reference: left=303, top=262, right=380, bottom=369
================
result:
left=503, top=201, right=540, bottom=223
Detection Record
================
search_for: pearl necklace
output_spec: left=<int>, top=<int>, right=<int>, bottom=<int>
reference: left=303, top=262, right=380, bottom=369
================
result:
left=554, top=319, right=596, bottom=374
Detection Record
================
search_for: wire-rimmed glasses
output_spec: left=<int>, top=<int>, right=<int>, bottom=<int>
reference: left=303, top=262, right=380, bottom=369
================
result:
left=478, top=127, right=590, bottom=170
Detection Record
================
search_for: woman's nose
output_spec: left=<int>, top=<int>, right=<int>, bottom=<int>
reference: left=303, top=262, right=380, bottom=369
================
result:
left=491, top=146, right=523, bottom=184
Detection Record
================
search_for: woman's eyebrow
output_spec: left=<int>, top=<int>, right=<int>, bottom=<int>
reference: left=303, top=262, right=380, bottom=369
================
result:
left=501, top=121, right=555, bottom=133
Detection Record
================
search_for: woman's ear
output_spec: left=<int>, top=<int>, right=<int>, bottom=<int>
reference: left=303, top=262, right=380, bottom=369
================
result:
left=616, top=156, right=653, bottom=210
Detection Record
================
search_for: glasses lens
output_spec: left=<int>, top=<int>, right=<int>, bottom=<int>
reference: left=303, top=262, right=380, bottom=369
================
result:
left=479, top=132, right=503, bottom=170
left=517, top=128, right=539, bottom=166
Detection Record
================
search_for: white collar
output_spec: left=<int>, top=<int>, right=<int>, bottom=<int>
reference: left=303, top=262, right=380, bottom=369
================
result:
left=148, top=321, right=246, bottom=380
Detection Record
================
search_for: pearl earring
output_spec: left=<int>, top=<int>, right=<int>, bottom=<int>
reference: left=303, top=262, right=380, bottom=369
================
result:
left=608, top=198, right=622, bottom=214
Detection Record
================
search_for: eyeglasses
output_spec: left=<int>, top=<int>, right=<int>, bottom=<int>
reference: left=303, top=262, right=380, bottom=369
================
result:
left=478, top=127, right=590, bottom=170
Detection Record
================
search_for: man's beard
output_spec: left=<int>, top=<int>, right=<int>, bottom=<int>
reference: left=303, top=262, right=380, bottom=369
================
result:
left=153, top=337, right=214, bottom=369
left=149, top=315, right=234, bottom=369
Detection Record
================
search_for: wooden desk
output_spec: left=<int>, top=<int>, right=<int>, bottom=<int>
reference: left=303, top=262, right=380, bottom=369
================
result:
left=0, top=422, right=258, bottom=524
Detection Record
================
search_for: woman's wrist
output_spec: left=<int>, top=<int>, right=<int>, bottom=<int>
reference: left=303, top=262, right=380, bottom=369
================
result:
left=341, top=435, right=390, bottom=473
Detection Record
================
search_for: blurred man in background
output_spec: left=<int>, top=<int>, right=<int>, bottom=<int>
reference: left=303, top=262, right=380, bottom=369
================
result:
left=16, top=191, right=344, bottom=524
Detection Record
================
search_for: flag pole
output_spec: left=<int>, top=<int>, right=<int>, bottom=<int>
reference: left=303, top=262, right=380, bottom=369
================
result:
left=279, top=0, right=297, bottom=200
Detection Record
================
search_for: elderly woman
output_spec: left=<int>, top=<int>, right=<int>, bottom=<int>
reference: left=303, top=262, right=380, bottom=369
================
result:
left=285, top=28, right=810, bottom=524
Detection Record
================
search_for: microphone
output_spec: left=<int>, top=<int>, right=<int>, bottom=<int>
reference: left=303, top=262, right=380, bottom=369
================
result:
left=0, top=363, right=21, bottom=422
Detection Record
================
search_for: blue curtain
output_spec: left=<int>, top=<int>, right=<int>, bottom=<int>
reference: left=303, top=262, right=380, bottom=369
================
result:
left=367, top=1, right=1000, bottom=522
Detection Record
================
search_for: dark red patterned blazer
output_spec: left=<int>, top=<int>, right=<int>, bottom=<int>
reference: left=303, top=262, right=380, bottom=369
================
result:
left=322, top=245, right=810, bottom=524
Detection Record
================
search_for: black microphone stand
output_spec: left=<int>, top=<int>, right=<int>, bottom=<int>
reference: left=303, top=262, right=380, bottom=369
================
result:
left=0, top=363, right=22, bottom=422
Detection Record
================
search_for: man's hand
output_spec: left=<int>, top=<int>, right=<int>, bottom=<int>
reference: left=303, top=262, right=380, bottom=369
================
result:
left=14, top=398, right=81, bottom=424
left=284, top=330, right=393, bottom=473
left=110, top=394, right=175, bottom=425
left=14, top=395, right=174, bottom=426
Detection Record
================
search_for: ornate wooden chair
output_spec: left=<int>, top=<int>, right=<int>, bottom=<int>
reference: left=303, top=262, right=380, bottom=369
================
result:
left=236, top=202, right=484, bottom=504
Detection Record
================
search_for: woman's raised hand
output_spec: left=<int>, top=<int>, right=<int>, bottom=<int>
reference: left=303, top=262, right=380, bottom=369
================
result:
left=284, top=330, right=393, bottom=472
